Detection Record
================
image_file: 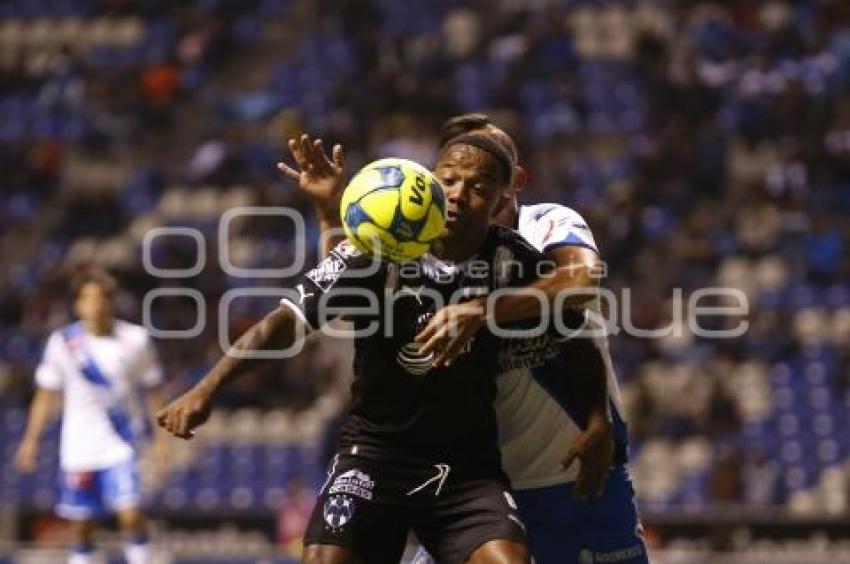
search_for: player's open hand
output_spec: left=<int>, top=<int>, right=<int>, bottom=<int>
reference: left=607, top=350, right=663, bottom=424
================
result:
left=415, top=299, right=486, bottom=368
left=562, top=411, right=615, bottom=498
left=156, top=388, right=213, bottom=440
left=13, top=439, right=39, bottom=473
left=278, top=133, right=346, bottom=215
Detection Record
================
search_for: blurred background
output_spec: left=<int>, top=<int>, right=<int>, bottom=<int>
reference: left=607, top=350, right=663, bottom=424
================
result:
left=1, top=0, right=850, bottom=562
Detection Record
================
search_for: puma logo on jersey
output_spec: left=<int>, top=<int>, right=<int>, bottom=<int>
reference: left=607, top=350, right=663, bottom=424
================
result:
left=296, top=284, right=314, bottom=304
left=399, top=285, right=425, bottom=304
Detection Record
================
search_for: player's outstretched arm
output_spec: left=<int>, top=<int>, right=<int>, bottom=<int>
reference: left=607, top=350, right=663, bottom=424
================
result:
left=14, top=388, right=60, bottom=473
left=156, top=305, right=304, bottom=440
left=417, top=245, right=600, bottom=367
left=489, top=245, right=600, bottom=325
left=277, top=133, right=347, bottom=256
left=145, top=386, right=171, bottom=476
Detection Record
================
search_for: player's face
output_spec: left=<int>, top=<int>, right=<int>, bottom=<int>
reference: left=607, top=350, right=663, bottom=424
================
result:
left=74, top=282, right=114, bottom=329
left=434, top=145, right=507, bottom=241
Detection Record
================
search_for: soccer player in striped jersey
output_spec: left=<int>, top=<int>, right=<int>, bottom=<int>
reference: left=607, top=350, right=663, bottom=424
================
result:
left=15, top=268, right=166, bottom=564
left=415, top=115, right=647, bottom=564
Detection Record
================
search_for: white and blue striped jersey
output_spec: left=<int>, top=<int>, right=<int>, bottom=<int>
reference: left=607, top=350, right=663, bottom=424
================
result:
left=494, top=203, right=628, bottom=490
left=36, top=320, right=162, bottom=472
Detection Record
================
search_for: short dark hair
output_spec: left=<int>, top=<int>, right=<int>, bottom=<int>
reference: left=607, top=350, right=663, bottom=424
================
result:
left=439, top=113, right=519, bottom=165
left=438, top=132, right=514, bottom=184
left=71, top=266, right=118, bottom=299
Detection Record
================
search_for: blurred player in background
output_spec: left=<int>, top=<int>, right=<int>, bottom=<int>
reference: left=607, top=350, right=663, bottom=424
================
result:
left=14, top=267, right=167, bottom=564
left=282, top=115, right=647, bottom=563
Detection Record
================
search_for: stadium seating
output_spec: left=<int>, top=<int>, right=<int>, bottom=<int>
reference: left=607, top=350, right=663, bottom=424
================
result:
left=1, top=0, right=850, bottom=543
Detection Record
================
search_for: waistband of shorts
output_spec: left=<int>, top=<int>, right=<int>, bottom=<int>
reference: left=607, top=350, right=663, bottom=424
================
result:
left=337, top=441, right=502, bottom=473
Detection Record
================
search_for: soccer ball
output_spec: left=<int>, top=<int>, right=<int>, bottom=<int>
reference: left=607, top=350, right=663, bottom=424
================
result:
left=340, top=158, right=446, bottom=262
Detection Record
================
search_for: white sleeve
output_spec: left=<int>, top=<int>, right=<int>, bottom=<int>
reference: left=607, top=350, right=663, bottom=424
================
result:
left=35, top=332, right=65, bottom=390
left=523, top=205, right=599, bottom=255
left=137, top=334, right=163, bottom=388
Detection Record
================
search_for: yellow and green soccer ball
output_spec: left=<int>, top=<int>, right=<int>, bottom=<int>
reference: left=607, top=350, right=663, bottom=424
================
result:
left=340, top=158, right=446, bottom=262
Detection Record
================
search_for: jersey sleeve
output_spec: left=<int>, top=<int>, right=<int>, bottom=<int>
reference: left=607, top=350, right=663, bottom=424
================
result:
left=137, top=333, right=163, bottom=388
left=35, top=332, right=65, bottom=390
left=280, top=240, right=386, bottom=330
left=524, top=205, right=599, bottom=255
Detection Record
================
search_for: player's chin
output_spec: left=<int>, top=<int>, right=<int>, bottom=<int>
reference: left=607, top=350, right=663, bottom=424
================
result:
left=441, top=222, right=456, bottom=238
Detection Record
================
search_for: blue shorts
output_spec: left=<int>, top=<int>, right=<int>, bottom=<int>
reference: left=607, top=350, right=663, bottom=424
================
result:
left=408, top=466, right=647, bottom=564
left=57, top=459, right=141, bottom=520
left=514, top=465, right=648, bottom=564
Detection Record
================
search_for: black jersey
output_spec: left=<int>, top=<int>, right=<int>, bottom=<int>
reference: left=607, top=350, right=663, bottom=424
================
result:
left=285, top=225, right=556, bottom=468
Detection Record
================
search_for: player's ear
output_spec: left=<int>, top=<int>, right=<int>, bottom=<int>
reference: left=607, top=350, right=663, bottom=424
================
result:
left=511, top=165, right=527, bottom=195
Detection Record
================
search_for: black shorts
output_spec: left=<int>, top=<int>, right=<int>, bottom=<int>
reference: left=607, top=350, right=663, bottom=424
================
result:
left=304, top=449, right=528, bottom=564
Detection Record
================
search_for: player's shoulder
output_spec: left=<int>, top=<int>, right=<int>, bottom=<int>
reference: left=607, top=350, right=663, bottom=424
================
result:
left=519, top=203, right=589, bottom=229
left=304, top=239, right=386, bottom=293
left=518, top=203, right=598, bottom=254
left=49, top=321, right=83, bottom=342
left=489, top=224, right=541, bottom=254
left=113, top=320, right=151, bottom=345
left=42, top=322, right=81, bottom=357
left=44, top=326, right=70, bottom=347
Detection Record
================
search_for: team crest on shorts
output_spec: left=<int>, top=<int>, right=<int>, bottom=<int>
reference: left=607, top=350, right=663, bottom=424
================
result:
left=329, top=469, right=375, bottom=500
left=323, top=495, right=356, bottom=530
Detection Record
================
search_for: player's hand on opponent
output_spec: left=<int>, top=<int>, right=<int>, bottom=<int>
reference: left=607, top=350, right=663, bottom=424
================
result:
left=156, top=388, right=213, bottom=440
left=13, top=439, right=39, bottom=473
left=278, top=133, right=346, bottom=216
left=562, top=410, right=615, bottom=498
left=416, top=298, right=487, bottom=368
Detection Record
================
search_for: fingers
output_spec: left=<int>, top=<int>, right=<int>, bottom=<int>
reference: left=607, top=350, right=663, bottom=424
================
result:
left=277, top=161, right=300, bottom=181
left=562, top=445, right=580, bottom=472
left=285, top=134, right=343, bottom=178
left=432, top=328, right=473, bottom=367
left=332, top=143, right=345, bottom=171
left=156, top=403, right=196, bottom=441
left=416, top=327, right=446, bottom=358
left=300, top=134, right=318, bottom=170
left=155, top=407, right=169, bottom=428
left=573, top=473, right=592, bottom=499
left=315, top=138, right=334, bottom=171
left=574, top=465, right=608, bottom=498
left=288, top=137, right=308, bottom=170
left=416, top=313, right=454, bottom=357
left=414, top=315, right=440, bottom=347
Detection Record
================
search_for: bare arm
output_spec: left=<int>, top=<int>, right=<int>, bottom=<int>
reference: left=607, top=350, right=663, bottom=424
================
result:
left=15, top=388, right=60, bottom=472
left=157, top=304, right=304, bottom=439
left=417, top=245, right=601, bottom=365
left=145, top=385, right=170, bottom=475
left=489, top=245, right=600, bottom=325
left=556, top=337, right=614, bottom=497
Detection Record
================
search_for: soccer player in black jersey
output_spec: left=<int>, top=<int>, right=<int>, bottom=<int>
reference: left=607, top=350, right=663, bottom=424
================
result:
left=279, top=122, right=645, bottom=564
left=157, top=134, right=577, bottom=563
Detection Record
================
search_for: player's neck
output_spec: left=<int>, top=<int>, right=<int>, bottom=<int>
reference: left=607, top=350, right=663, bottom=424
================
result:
left=431, top=228, right=489, bottom=263
left=82, top=319, right=114, bottom=336
left=492, top=198, right=519, bottom=229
